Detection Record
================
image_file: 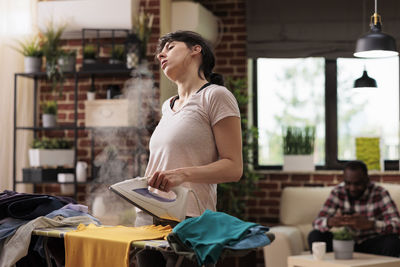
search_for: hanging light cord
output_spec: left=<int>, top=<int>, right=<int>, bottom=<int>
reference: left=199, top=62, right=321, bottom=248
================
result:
left=373, top=0, right=379, bottom=25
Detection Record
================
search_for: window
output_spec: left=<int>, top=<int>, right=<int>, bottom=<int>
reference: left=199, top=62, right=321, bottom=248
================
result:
left=254, top=56, right=400, bottom=169
left=256, top=58, right=325, bottom=166
left=337, top=57, right=399, bottom=161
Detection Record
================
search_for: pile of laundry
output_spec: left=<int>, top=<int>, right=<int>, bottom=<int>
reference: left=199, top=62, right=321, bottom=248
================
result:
left=168, top=209, right=272, bottom=266
left=0, top=190, right=100, bottom=267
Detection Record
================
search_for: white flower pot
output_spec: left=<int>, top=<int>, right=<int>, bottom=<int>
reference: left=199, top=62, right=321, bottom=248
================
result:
left=29, top=149, right=74, bottom=167
left=42, top=114, right=57, bottom=128
left=24, top=57, right=42, bottom=73
left=333, top=240, right=354, bottom=259
left=283, top=154, right=315, bottom=171
left=87, top=91, right=96, bottom=101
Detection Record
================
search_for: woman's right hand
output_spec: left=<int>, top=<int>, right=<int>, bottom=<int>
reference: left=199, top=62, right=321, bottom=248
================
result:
left=148, top=169, right=186, bottom=192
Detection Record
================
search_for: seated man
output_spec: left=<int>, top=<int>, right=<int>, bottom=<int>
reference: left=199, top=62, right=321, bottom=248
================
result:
left=308, top=160, right=400, bottom=257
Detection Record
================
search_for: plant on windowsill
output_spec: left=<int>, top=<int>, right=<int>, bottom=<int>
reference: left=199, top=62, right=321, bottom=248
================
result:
left=282, top=125, right=315, bottom=171
left=41, top=100, right=57, bottom=128
left=29, top=137, right=74, bottom=168
left=14, top=35, right=43, bottom=73
left=216, top=77, right=260, bottom=220
left=332, top=227, right=355, bottom=259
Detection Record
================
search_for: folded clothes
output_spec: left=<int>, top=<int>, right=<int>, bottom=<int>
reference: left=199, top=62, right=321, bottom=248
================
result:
left=170, top=209, right=270, bottom=266
left=0, top=190, right=75, bottom=220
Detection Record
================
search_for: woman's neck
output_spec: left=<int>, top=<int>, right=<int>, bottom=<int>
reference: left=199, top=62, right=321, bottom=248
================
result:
left=176, top=75, right=207, bottom=101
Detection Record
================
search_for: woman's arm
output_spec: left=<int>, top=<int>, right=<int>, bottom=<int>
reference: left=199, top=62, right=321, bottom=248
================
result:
left=148, top=116, right=242, bottom=192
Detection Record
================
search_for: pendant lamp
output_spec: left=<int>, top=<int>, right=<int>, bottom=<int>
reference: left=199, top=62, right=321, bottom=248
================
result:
left=354, top=0, right=398, bottom=58
left=354, top=68, right=377, bottom=88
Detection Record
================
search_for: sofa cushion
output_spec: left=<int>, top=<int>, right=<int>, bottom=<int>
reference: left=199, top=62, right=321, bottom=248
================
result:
left=377, top=183, right=400, bottom=209
left=280, top=186, right=333, bottom=225
left=269, top=225, right=304, bottom=255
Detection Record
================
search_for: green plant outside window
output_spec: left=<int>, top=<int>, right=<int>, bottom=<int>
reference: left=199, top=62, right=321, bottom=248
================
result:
left=283, top=126, right=315, bottom=155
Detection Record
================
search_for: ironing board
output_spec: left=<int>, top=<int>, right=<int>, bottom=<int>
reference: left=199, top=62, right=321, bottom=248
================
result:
left=32, top=226, right=275, bottom=267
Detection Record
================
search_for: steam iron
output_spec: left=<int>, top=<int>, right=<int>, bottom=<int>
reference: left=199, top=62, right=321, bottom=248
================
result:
left=109, top=177, right=189, bottom=222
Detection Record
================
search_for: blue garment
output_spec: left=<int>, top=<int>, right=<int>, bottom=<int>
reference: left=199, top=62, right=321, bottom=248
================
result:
left=172, top=209, right=268, bottom=266
left=7, top=196, right=64, bottom=220
left=0, top=217, right=27, bottom=241
left=224, top=225, right=270, bottom=250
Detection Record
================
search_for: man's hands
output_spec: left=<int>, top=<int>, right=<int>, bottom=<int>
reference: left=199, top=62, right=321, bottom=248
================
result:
left=328, top=212, right=374, bottom=230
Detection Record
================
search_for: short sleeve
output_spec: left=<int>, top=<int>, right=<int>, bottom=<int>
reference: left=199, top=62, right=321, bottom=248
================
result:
left=206, top=86, right=240, bottom=126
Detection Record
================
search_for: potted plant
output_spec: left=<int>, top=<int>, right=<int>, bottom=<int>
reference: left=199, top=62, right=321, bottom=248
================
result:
left=83, top=44, right=97, bottom=64
left=332, top=227, right=355, bottom=259
left=14, top=35, right=43, bottom=73
left=109, top=45, right=125, bottom=64
left=41, top=100, right=57, bottom=128
left=41, top=21, right=66, bottom=96
left=58, top=49, right=76, bottom=73
left=282, top=125, right=315, bottom=171
left=87, top=83, right=96, bottom=101
left=132, top=7, right=154, bottom=62
left=29, top=137, right=74, bottom=167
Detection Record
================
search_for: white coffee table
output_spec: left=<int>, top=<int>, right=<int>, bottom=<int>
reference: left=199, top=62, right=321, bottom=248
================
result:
left=288, top=252, right=400, bottom=267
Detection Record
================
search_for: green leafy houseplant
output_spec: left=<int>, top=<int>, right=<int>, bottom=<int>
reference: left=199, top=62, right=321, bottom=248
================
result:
left=110, top=45, right=125, bottom=63
left=283, top=126, right=315, bottom=155
left=83, top=44, right=97, bottom=60
left=132, top=7, right=154, bottom=60
left=41, top=100, right=57, bottom=115
left=217, top=77, right=260, bottom=220
left=41, top=21, right=66, bottom=95
left=15, top=35, right=43, bottom=57
left=32, top=137, right=72, bottom=150
left=333, top=227, right=354, bottom=241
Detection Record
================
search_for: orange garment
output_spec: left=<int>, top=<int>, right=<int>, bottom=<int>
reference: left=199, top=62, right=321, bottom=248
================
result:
left=64, top=224, right=172, bottom=267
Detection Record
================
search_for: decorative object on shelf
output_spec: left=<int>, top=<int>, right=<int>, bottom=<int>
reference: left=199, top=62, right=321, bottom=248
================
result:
left=132, top=7, right=154, bottom=61
left=354, top=67, right=377, bottom=88
left=83, top=44, right=97, bottom=64
left=106, top=84, right=122, bottom=99
left=58, top=49, right=76, bottom=73
left=57, top=173, right=75, bottom=194
left=87, top=83, right=96, bottom=101
left=80, top=28, right=130, bottom=71
left=282, top=126, right=315, bottom=171
left=76, top=161, right=88, bottom=182
left=41, top=100, right=57, bottom=128
left=354, top=0, right=398, bottom=58
left=14, top=35, right=43, bottom=73
left=29, top=137, right=74, bottom=167
left=23, top=167, right=74, bottom=183
left=356, top=137, right=381, bottom=170
left=216, top=77, right=260, bottom=220
left=41, top=21, right=66, bottom=95
left=332, top=227, right=355, bottom=259
left=85, top=99, right=134, bottom=127
left=125, top=33, right=140, bottom=69
left=109, top=44, right=125, bottom=65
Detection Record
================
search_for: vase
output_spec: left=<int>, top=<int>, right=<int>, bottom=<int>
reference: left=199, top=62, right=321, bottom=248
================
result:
left=24, top=57, right=42, bottom=73
left=87, top=91, right=96, bottom=101
left=58, top=55, right=76, bottom=73
left=333, top=240, right=354, bottom=259
left=42, top=114, right=57, bottom=128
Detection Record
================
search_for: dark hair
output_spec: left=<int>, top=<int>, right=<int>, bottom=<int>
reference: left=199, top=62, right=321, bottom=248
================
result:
left=344, top=160, right=368, bottom=177
left=156, top=30, right=224, bottom=86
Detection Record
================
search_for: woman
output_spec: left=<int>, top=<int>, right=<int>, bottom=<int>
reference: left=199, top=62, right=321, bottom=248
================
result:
left=136, top=30, right=243, bottom=266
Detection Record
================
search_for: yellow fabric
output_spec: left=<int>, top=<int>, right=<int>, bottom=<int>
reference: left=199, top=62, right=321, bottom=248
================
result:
left=64, top=224, right=172, bottom=267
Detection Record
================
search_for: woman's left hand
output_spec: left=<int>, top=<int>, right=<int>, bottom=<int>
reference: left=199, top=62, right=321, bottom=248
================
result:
left=148, top=169, right=186, bottom=192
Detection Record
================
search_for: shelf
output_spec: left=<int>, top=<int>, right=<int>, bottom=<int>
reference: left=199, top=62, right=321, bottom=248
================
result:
left=16, top=125, right=84, bottom=131
left=15, top=181, right=91, bottom=185
left=15, top=68, right=132, bottom=79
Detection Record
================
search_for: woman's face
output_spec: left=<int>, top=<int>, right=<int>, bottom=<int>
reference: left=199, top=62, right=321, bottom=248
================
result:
left=156, top=41, right=195, bottom=81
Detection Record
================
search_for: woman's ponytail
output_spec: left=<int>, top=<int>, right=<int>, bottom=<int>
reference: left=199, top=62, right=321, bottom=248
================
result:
left=209, top=72, right=224, bottom=86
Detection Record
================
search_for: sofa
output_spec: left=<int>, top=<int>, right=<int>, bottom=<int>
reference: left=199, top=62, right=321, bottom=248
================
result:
left=263, top=183, right=400, bottom=267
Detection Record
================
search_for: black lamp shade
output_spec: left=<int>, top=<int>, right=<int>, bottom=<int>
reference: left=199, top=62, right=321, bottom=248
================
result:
left=354, top=70, right=377, bottom=88
left=354, top=23, right=398, bottom=58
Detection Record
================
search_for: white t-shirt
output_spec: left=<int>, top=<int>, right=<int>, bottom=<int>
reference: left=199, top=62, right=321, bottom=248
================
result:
left=144, top=83, right=240, bottom=218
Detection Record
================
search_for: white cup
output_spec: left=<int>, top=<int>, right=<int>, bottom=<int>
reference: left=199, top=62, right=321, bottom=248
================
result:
left=312, top=242, right=326, bottom=260
left=58, top=173, right=74, bottom=195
